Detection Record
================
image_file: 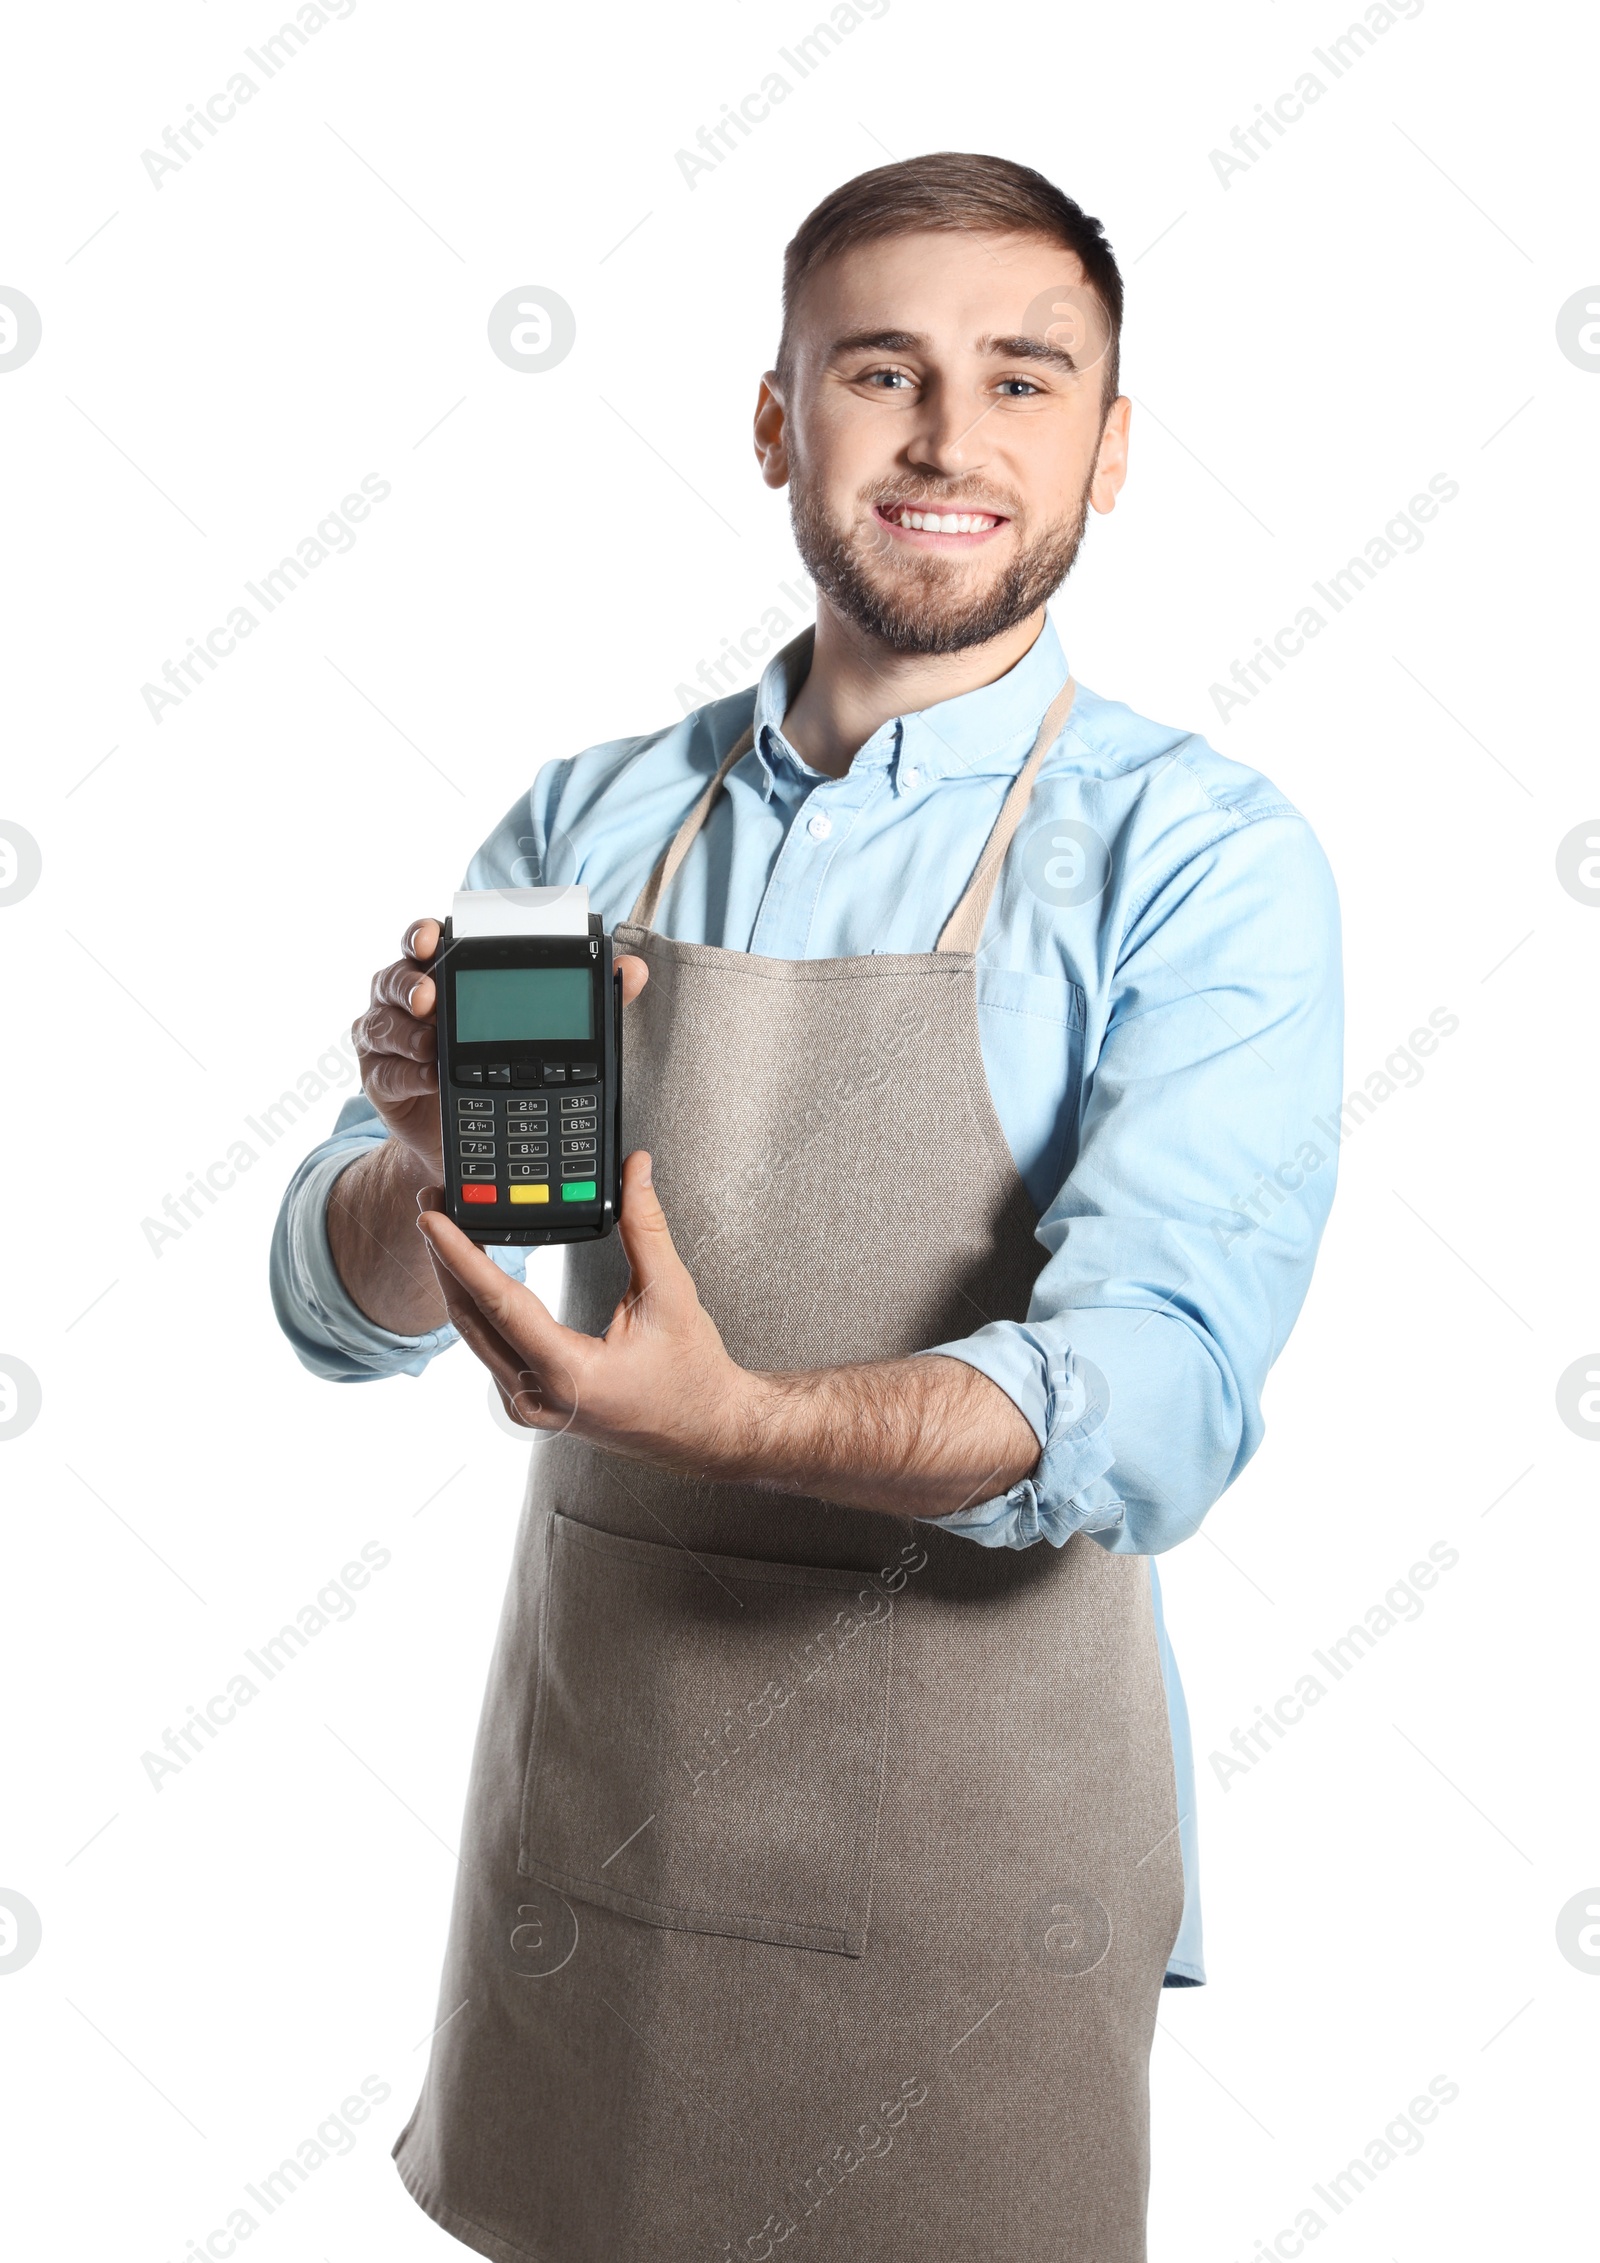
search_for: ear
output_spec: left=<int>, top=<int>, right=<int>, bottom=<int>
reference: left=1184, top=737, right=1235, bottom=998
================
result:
left=754, top=372, right=791, bottom=490
left=1089, top=396, right=1132, bottom=515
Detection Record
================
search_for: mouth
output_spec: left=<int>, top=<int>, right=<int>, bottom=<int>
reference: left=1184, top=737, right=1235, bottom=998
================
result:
left=872, top=499, right=1010, bottom=548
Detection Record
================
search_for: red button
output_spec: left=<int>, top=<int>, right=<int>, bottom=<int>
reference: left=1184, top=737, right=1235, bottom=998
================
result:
left=461, top=1185, right=497, bottom=1205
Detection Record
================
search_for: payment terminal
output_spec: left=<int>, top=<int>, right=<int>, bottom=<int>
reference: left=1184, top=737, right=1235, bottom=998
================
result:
left=434, top=887, right=621, bottom=1245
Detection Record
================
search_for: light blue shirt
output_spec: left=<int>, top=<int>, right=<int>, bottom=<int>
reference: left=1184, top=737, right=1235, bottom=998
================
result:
left=270, top=615, right=1344, bottom=1987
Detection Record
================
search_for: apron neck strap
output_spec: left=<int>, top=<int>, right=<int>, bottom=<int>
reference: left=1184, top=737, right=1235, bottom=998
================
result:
left=935, top=672, right=1078, bottom=954
left=624, top=673, right=1078, bottom=946
left=627, top=726, right=756, bottom=931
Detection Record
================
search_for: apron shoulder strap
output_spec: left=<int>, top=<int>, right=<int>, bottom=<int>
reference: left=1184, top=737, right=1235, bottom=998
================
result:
left=935, top=674, right=1078, bottom=955
left=627, top=723, right=756, bottom=931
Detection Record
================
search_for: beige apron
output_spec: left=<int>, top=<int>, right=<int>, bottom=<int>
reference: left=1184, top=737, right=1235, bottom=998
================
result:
left=394, top=676, right=1184, bottom=2263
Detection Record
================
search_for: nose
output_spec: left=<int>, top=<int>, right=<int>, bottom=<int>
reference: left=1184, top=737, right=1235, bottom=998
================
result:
left=901, top=376, right=992, bottom=482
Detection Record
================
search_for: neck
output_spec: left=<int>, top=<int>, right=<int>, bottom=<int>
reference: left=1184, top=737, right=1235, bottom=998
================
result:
left=779, top=600, right=1047, bottom=779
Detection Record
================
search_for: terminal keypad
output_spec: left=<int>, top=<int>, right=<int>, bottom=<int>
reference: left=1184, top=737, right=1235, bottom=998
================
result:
left=451, top=1083, right=601, bottom=1206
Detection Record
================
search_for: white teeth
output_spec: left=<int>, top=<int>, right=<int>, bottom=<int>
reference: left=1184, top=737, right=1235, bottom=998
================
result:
left=892, top=506, right=998, bottom=532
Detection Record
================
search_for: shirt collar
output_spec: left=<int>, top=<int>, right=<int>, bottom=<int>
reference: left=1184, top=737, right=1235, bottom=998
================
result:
left=746, top=615, right=1072, bottom=800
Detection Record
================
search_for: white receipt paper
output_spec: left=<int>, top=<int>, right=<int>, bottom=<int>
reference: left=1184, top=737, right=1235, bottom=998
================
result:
left=451, top=885, right=590, bottom=938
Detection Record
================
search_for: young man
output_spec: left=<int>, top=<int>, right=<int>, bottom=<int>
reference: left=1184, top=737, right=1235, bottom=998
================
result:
left=272, top=153, right=1341, bottom=2263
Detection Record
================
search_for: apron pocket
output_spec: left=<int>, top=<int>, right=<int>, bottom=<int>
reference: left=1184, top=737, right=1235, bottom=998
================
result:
left=518, top=1509, right=893, bottom=1956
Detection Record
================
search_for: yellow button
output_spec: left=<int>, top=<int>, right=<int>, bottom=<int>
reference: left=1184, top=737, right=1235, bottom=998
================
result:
left=508, top=1185, right=549, bottom=1204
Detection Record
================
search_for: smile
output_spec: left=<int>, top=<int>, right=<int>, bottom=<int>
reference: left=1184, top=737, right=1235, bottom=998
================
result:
left=873, top=500, right=1009, bottom=545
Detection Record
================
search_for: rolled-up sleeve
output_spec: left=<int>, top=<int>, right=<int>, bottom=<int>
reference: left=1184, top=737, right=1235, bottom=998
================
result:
left=920, top=810, right=1343, bottom=1553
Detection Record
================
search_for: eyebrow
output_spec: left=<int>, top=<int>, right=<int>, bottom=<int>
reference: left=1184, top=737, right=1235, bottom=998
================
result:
left=976, top=331, right=1083, bottom=375
left=825, top=327, right=1083, bottom=374
left=826, top=328, right=927, bottom=357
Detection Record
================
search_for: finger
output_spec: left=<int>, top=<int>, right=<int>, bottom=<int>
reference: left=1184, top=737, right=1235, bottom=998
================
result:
left=359, top=1051, right=438, bottom=1107
left=357, top=997, right=437, bottom=1061
left=492, top=1373, right=561, bottom=1431
left=403, top=917, right=441, bottom=963
left=616, top=952, right=651, bottom=1009
left=614, top=1150, right=689, bottom=1312
left=431, top=1260, right=559, bottom=1426
left=424, top=1248, right=581, bottom=1433
left=411, top=1188, right=553, bottom=1366
left=429, top=1248, right=541, bottom=1396
left=370, top=958, right=437, bottom=1019
left=416, top=1200, right=573, bottom=1366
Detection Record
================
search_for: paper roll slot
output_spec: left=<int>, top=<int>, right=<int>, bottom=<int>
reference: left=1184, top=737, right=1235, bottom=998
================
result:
left=451, top=886, right=590, bottom=938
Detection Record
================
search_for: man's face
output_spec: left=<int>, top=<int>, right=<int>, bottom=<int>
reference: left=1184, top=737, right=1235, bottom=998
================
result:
left=758, top=229, right=1130, bottom=656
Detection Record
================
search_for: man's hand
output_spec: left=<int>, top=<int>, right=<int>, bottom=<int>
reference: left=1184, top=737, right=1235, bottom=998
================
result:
left=417, top=1149, right=753, bottom=1468
left=416, top=1150, right=1044, bottom=1521
left=327, top=916, right=649, bottom=1337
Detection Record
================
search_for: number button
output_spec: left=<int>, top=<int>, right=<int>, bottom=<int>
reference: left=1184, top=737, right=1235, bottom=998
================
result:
left=507, top=1139, right=548, bottom=1159
left=459, top=1139, right=496, bottom=1159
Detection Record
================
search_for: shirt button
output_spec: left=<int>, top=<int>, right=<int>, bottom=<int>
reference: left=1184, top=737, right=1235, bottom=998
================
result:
left=901, top=766, right=921, bottom=789
left=806, top=811, right=833, bottom=841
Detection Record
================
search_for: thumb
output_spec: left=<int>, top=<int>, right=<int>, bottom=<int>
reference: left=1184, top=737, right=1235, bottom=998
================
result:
left=615, top=1150, right=686, bottom=1308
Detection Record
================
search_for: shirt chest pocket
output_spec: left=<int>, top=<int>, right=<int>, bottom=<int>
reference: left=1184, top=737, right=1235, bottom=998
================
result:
left=974, top=965, right=1089, bottom=1197
left=518, top=1510, right=893, bottom=1957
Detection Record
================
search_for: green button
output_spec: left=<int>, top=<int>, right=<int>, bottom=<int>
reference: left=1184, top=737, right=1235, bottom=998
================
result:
left=561, top=1181, right=597, bottom=1202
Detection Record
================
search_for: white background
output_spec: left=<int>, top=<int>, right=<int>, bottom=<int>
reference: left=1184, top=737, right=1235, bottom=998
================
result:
left=1, top=0, right=1595, bottom=2256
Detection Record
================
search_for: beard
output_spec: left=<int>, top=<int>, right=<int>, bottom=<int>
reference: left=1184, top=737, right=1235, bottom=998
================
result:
left=787, top=462, right=1095, bottom=657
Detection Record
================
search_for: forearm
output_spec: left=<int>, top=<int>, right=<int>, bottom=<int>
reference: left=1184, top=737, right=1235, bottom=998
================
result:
left=731, top=1353, right=1042, bottom=1521
left=326, top=1137, right=447, bottom=1336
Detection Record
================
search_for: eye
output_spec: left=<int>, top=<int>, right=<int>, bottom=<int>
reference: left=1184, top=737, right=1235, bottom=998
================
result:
left=997, top=376, right=1045, bottom=397
left=857, top=366, right=916, bottom=391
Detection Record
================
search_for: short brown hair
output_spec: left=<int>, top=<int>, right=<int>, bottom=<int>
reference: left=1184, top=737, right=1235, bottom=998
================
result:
left=776, top=151, right=1124, bottom=409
